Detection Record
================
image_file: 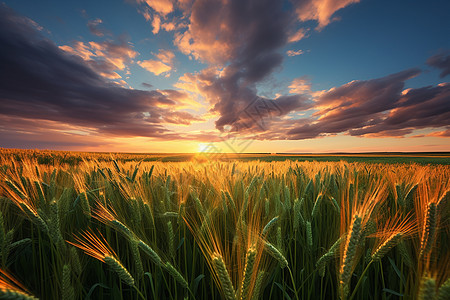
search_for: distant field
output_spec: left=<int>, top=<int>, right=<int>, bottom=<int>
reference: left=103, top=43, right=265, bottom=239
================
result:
left=0, top=148, right=449, bottom=299
left=1, top=148, right=449, bottom=165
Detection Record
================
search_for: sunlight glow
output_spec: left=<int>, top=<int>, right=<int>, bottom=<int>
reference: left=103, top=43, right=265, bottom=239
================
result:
left=197, top=143, right=210, bottom=153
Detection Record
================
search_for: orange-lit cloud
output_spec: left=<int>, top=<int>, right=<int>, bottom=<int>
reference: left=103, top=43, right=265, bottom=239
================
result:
left=293, top=0, right=360, bottom=29
left=138, top=49, right=175, bottom=76
left=138, top=0, right=174, bottom=16
left=138, top=59, right=171, bottom=75
left=287, top=49, right=304, bottom=56
left=289, top=77, right=311, bottom=94
left=59, top=33, right=138, bottom=80
left=152, top=14, right=161, bottom=34
left=288, top=28, right=307, bottom=43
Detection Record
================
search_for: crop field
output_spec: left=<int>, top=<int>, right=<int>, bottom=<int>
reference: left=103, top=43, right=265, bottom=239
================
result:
left=0, top=149, right=449, bottom=299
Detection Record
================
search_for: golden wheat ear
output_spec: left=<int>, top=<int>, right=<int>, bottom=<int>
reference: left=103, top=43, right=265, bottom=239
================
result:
left=0, top=269, right=39, bottom=299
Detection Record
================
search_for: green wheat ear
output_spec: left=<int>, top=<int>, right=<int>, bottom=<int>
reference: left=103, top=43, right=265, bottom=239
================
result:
left=316, top=235, right=343, bottom=277
left=138, top=240, right=162, bottom=266
left=0, top=289, right=39, bottom=299
left=212, top=253, right=236, bottom=300
left=437, top=278, right=450, bottom=300
left=240, top=246, right=257, bottom=300
left=104, top=256, right=135, bottom=286
left=264, top=242, right=288, bottom=269
left=418, top=276, right=436, bottom=300
left=62, top=264, right=75, bottom=300
left=164, top=262, right=188, bottom=289
left=167, top=220, right=175, bottom=258
left=130, top=239, right=143, bottom=278
left=420, top=202, right=436, bottom=257
left=70, top=247, right=82, bottom=275
left=371, top=233, right=403, bottom=261
left=251, top=271, right=265, bottom=300
left=19, top=203, right=48, bottom=234
left=262, top=216, right=279, bottom=236
left=306, top=221, right=313, bottom=250
left=111, top=220, right=133, bottom=239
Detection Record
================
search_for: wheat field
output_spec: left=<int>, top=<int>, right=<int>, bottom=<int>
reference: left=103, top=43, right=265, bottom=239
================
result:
left=0, top=149, right=449, bottom=299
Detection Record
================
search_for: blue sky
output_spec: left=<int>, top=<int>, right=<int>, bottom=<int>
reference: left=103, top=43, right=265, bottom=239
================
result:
left=0, top=0, right=449, bottom=152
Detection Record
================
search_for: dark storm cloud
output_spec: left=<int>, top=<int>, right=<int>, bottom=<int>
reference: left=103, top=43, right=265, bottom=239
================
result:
left=0, top=4, right=200, bottom=140
left=427, top=50, right=450, bottom=78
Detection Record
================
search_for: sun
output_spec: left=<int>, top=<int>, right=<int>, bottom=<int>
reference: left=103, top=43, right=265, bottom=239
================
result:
left=197, top=143, right=210, bottom=153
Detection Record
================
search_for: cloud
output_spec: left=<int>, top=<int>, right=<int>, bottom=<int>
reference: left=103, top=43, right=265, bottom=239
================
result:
left=170, top=0, right=365, bottom=134
left=418, top=129, right=450, bottom=138
left=59, top=35, right=138, bottom=80
left=152, top=14, right=161, bottom=34
left=156, top=49, right=175, bottom=64
left=427, top=50, right=450, bottom=78
left=288, top=28, right=307, bottom=43
left=292, top=0, right=360, bottom=29
left=174, top=0, right=293, bottom=65
left=163, top=111, right=203, bottom=125
left=87, top=18, right=107, bottom=36
left=129, top=0, right=364, bottom=137
left=172, top=0, right=309, bottom=133
left=289, top=77, right=311, bottom=94
left=286, top=49, right=304, bottom=56
left=138, top=49, right=175, bottom=76
left=0, top=4, right=202, bottom=141
left=137, top=0, right=174, bottom=16
left=138, top=60, right=171, bottom=75
left=278, top=69, right=450, bottom=140
left=142, top=82, right=153, bottom=88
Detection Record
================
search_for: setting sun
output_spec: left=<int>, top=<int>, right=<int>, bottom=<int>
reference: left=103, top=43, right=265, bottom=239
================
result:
left=197, top=143, right=210, bottom=153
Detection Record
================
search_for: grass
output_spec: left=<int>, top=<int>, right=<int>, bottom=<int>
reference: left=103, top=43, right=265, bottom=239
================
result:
left=0, top=149, right=448, bottom=299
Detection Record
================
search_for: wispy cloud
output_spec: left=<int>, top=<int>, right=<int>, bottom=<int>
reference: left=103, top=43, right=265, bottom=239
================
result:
left=87, top=18, right=107, bottom=36
left=286, top=49, right=304, bottom=56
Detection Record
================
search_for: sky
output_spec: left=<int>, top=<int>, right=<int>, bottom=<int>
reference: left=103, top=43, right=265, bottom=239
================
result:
left=0, top=0, right=449, bottom=153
